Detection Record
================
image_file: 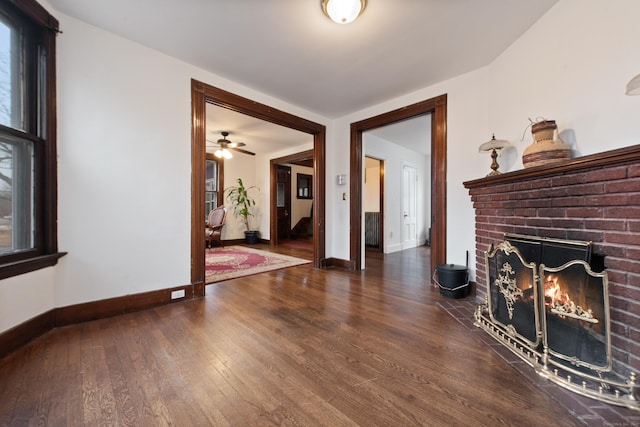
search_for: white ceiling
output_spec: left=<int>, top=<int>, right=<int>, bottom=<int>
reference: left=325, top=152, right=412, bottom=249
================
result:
left=206, top=104, right=313, bottom=156
left=48, top=0, right=558, bottom=119
left=366, top=114, right=432, bottom=155
left=48, top=0, right=557, bottom=156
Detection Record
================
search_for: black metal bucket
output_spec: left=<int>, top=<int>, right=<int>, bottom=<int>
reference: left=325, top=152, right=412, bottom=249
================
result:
left=434, top=264, right=469, bottom=299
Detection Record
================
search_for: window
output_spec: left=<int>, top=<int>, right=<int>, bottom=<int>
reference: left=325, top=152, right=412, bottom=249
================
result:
left=205, top=155, right=224, bottom=218
left=297, top=173, right=312, bottom=199
left=0, top=0, right=63, bottom=279
left=205, top=158, right=218, bottom=217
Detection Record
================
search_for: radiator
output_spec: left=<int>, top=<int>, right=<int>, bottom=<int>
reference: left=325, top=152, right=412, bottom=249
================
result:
left=365, top=212, right=380, bottom=247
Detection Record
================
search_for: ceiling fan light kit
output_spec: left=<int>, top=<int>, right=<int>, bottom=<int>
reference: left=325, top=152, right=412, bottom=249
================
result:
left=215, top=148, right=232, bottom=159
left=321, top=0, right=366, bottom=24
left=207, top=131, right=255, bottom=158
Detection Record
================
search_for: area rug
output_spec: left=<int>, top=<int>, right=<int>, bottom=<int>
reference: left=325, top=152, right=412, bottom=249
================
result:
left=205, top=245, right=311, bottom=283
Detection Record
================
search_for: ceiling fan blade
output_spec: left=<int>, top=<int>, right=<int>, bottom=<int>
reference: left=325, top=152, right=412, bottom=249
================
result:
left=231, top=147, right=255, bottom=156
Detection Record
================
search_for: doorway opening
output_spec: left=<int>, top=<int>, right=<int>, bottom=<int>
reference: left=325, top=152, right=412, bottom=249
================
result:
left=364, top=156, right=383, bottom=253
left=191, top=80, right=326, bottom=296
left=270, top=149, right=314, bottom=254
left=350, top=94, right=447, bottom=277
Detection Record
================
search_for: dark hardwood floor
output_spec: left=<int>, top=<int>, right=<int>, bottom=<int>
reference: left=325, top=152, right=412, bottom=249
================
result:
left=0, top=246, right=588, bottom=426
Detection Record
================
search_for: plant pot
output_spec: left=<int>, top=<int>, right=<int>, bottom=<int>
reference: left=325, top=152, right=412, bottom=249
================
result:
left=522, top=120, right=571, bottom=168
left=244, top=230, right=259, bottom=244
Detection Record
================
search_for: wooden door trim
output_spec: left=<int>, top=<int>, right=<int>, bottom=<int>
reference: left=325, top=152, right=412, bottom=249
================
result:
left=191, top=80, right=326, bottom=296
left=274, top=164, right=292, bottom=243
left=350, top=95, right=447, bottom=276
left=270, top=149, right=315, bottom=246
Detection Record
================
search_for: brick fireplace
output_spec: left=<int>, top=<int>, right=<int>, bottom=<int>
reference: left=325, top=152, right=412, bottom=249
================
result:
left=464, top=145, right=640, bottom=405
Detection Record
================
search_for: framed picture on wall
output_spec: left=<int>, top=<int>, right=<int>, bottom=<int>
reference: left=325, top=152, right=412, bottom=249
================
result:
left=297, top=173, right=312, bottom=199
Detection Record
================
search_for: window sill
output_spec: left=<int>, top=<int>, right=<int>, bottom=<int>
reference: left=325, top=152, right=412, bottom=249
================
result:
left=0, top=252, right=67, bottom=281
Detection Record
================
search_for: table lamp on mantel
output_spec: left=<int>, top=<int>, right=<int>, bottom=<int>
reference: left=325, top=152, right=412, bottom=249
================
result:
left=479, top=134, right=512, bottom=176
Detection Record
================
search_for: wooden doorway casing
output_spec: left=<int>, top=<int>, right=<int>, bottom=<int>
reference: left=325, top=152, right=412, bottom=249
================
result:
left=275, top=165, right=292, bottom=242
left=350, top=95, right=447, bottom=276
left=191, top=80, right=326, bottom=296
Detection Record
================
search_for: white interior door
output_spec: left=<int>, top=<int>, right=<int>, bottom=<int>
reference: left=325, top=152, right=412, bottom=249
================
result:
left=402, top=164, right=417, bottom=250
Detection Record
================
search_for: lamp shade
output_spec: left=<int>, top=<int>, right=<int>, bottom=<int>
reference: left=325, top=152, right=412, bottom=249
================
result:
left=479, top=134, right=512, bottom=176
left=322, top=0, right=366, bottom=24
left=478, top=134, right=512, bottom=153
left=626, top=73, right=640, bottom=96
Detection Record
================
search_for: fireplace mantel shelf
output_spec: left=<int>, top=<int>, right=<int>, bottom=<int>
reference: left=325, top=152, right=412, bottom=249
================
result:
left=464, top=144, right=640, bottom=189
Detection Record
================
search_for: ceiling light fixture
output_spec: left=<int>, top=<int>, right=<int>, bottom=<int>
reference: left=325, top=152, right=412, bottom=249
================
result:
left=209, top=131, right=253, bottom=159
left=214, top=148, right=232, bottom=159
left=321, top=0, right=366, bottom=24
left=626, top=73, right=640, bottom=95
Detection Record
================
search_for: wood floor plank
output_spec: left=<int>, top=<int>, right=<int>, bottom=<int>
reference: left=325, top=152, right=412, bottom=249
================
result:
left=0, top=245, right=597, bottom=426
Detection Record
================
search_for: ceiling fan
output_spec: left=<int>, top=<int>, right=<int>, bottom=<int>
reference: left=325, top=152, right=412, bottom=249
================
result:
left=206, top=131, right=255, bottom=159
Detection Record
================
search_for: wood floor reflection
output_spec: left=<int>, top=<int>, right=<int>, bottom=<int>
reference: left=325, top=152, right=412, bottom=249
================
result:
left=0, top=246, right=585, bottom=426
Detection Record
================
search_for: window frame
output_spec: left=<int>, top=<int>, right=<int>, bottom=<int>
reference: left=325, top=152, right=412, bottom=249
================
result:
left=0, top=0, right=64, bottom=280
left=205, top=153, right=224, bottom=216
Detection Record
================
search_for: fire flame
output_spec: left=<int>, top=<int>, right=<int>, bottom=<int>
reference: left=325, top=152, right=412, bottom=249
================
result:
left=544, top=275, right=597, bottom=323
left=544, top=275, right=570, bottom=305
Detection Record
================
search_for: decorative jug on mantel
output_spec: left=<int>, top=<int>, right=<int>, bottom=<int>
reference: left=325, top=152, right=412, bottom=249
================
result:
left=522, top=119, right=571, bottom=168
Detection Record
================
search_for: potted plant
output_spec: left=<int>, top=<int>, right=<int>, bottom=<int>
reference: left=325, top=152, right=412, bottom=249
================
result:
left=225, top=178, right=260, bottom=244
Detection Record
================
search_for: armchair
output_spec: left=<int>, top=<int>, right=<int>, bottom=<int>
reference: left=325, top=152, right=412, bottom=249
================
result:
left=205, top=205, right=227, bottom=248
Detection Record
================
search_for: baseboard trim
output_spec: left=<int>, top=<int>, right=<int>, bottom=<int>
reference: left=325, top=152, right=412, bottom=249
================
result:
left=55, top=284, right=196, bottom=326
left=321, top=257, right=355, bottom=270
left=0, top=309, right=55, bottom=360
left=217, top=238, right=270, bottom=247
left=0, top=284, right=195, bottom=360
left=0, top=254, right=352, bottom=359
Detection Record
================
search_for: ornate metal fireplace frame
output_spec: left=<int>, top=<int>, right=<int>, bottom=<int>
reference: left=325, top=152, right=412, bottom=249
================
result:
left=474, top=241, right=639, bottom=411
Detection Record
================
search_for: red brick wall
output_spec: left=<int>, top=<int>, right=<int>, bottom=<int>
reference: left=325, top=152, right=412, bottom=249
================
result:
left=465, top=146, right=640, bottom=376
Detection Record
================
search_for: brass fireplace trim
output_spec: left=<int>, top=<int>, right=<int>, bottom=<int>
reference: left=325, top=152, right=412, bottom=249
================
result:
left=475, top=302, right=639, bottom=410
left=476, top=242, right=639, bottom=411
left=539, top=260, right=612, bottom=374
left=504, top=233, right=593, bottom=249
left=484, top=241, right=542, bottom=349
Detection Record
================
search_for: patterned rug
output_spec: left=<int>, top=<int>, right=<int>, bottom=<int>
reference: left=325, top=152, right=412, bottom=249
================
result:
left=205, top=245, right=311, bottom=283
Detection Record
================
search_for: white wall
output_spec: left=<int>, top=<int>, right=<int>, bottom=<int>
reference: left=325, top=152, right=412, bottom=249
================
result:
left=364, top=158, right=380, bottom=212
left=3, top=0, right=640, bottom=334
left=488, top=0, right=640, bottom=171
left=222, top=154, right=260, bottom=239
left=0, top=11, right=326, bottom=334
left=54, top=14, right=327, bottom=313
left=0, top=269, right=56, bottom=332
